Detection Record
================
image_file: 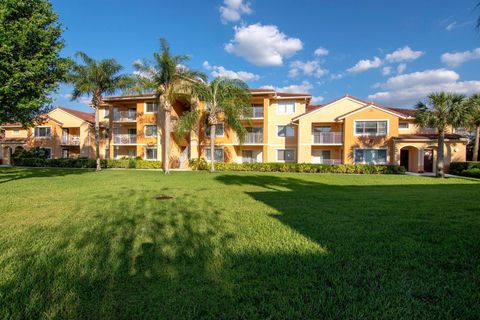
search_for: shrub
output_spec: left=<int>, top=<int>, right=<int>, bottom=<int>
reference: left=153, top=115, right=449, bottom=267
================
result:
left=13, top=158, right=163, bottom=170
left=189, top=160, right=405, bottom=175
left=449, top=162, right=480, bottom=176
left=461, top=168, right=480, bottom=179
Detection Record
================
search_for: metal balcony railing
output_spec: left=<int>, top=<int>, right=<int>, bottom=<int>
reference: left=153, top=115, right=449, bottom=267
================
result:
left=113, top=134, right=137, bottom=144
left=244, top=132, right=263, bottom=144
left=113, top=110, right=137, bottom=122
left=61, top=135, right=80, bottom=145
left=312, top=132, right=343, bottom=144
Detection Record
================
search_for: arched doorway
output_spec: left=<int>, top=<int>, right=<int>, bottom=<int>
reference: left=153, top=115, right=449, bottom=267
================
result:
left=399, top=146, right=419, bottom=172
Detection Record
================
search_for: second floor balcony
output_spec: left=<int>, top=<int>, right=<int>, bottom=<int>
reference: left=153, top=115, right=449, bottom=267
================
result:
left=312, top=132, right=343, bottom=145
left=113, top=110, right=137, bottom=122
left=61, top=135, right=80, bottom=146
left=114, top=134, right=137, bottom=145
left=244, top=132, right=263, bottom=144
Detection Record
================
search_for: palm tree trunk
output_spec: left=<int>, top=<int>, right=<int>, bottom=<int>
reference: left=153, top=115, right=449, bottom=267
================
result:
left=163, top=108, right=170, bottom=174
left=210, top=123, right=216, bottom=173
left=473, top=125, right=480, bottom=161
left=94, top=107, right=101, bottom=171
left=437, top=130, right=445, bottom=178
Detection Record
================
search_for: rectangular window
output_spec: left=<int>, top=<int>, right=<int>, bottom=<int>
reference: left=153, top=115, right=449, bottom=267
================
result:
left=252, top=104, right=264, bottom=118
left=13, top=129, right=19, bottom=135
left=399, top=122, right=409, bottom=129
left=277, top=101, right=295, bottom=115
left=205, top=148, right=224, bottom=162
left=205, top=123, right=224, bottom=137
left=354, top=149, right=387, bottom=164
left=277, top=125, right=294, bottom=137
left=113, top=147, right=118, bottom=159
left=145, top=102, right=157, bottom=113
left=144, top=125, right=157, bottom=137
left=104, top=108, right=110, bottom=118
left=277, top=149, right=295, bottom=162
left=355, top=121, right=387, bottom=136
left=145, top=148, right=157, bottom=160
left=34, top=127, right=51, bottom=137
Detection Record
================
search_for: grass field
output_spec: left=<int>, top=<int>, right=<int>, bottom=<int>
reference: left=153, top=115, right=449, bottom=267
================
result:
left=0, top=168, right=479, bottom=319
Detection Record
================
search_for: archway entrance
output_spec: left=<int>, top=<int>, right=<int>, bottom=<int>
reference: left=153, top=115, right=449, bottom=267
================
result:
left=399, top=146, right=419, bottom=172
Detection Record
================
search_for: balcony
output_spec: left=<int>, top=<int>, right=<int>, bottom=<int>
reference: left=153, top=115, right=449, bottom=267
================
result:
left=113, top=110, right=137, bottom=122
left=113, top=134, right=137, bottom=145
left=312, top=132, right=343, bottom=145
left=244, top=132, right=263, bottom=144
left=61, top=135, right=80, bottom=146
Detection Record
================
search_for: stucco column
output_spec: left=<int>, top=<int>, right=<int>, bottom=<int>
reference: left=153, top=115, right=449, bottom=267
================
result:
left=262, top=98, right=269, bottom=163
left=297, top=120, right=310, bottom=163
left=417, top=148, right=424, bottom=172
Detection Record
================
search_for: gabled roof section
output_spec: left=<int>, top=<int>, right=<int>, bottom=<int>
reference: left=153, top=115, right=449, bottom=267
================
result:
left=387, top=107, right=416, bottom=118
left=102, top=93, right=157, bottom=102
left=291, top=95, right=369, bottom=121
left=55, top=107, right=95, bottom=124
left=336, top=104, right=407, bottom=120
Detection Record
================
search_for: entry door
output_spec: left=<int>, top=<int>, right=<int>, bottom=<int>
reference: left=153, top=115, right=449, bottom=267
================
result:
left=312, top=150, right=331, bottom=164
left=400, top=149, right=409, bottom=171
left=62, top=149, right=69, bottom=158
left=424, top=150, right=433, bottom=172
left=242, top=150, right=254, bottom=164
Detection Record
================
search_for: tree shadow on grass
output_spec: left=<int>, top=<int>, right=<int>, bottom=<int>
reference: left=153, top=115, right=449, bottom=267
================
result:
left=0, top=167, right=91, bottom=185
left=0, top=174, right=479, bottom=319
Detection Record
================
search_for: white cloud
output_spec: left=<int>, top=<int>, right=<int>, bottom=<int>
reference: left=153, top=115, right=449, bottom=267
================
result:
left=225, top=23, right=303, bottom=66
left=219, top=0, right=252, bottom=24
left=446, top=20, right=473, bottom=31
left=202, top=61, right=259, bottom=81
left=311, top=96, right=325, bottom=104
left=288, top=60, right=328, bottom=79
left=261, top=81, right=313, bottom=93
left=397, top=63, right=407, bottom=74
left=441, top=48, right=480, bottom=67
left=347, top=57, right=382, bottom=74
left=330, top=73, right=343, bottom=80
left=385, top=46, right=424, bottom=63
left=368, top=68, right=480, bottom=106
left=382, top=67, right=392, bottom=76
left=314, top=47, right=329, bottom=57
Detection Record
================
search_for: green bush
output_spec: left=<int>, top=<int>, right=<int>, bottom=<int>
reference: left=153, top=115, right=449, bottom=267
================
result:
left=461, top=168, right=480, bottom=179
left=189, top=159, right=405, bottom=175
left=13, top=158, right=163, bottom=170
left=449, top=161, right=480, bottom=175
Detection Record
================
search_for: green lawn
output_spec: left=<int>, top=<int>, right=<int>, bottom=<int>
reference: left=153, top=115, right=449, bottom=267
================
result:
left=0, top=169, right=479, bottom=319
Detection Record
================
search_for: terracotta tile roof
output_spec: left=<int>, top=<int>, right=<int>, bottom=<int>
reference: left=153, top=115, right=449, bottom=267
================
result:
left=57, top=107, right=95, bottom=123
left=396, top=133, right=464, bottom=140
left=102, top=93, right=157, bottom=101
left=0, top=122, right=22, bottom=127
left=387, top=107, right=416, bottom=117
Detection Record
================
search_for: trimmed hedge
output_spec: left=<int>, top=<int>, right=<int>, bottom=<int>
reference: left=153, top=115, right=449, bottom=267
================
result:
left=13, top=158, right=163, bottom=169
left=461, top=168, right=480, bottom=179
left=190, top=159, right=406, bottom=174
left=449, top=161, right=480, bottom=176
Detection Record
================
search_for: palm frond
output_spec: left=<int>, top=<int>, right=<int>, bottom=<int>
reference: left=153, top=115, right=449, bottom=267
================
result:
left=173, top=109, right=200, bottom=143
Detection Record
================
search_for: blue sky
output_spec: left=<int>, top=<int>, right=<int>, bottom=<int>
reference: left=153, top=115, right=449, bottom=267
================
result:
left=51, top=0, right=480, bottom=111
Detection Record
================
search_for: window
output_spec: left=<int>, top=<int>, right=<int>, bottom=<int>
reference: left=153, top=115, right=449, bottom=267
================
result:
left=252, top=104, right=264, bottom=118
left=354, top=149, right=387, bottom=164
left=104, top=148, right=110, bottom=159
left=205, top=148, right=224, bottom=162
left=399, top=122, right=409, bottom=130
left=313, top=126, right=331, bottom=133
left=355, top=121, right=387, bottom=136
left=277, top=101, right=295, bottom=115
left=205, top=123, right=224, bottom=137
left=104, top=108, right=110, bottom=118
left=145, top=148, right=157, bottom=160
left=277, top=149, right=295, bottom=162
left=13, top=129, right=19, bottom=135
left=144, top=125, right=157, bottom=137
left=277, top=125, right=294, bottom=137
left=113, top=147, right=118, bottom=159
left=145, top=102, right=157, bottom=113
left=34, top=127, right=51, bottom=137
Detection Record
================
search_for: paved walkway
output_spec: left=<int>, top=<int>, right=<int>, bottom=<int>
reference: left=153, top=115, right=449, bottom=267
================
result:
left=405, top=171, right=459, bottom=178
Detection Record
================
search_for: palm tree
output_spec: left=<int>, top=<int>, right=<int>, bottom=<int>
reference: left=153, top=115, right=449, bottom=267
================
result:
left=132, top=39, right=206, bottom=173
left=466, top=94, right=480, bottom=161
left=181, top=77, right=252, bottom=172
left=415, top=92, right=468, bottom=177
left=67, top=52, right=132, bottom=171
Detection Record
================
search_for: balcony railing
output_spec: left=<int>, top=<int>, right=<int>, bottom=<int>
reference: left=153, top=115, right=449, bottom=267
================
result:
left=251, top=107, right=264, bottom=118
left=61, top=135, right=80, bottom=145
left=312, top=132, right=343, bottom=144
left=244, top=132, right=263, bottom=144
left=315, top=159, right=342, bottom=165
left=113, top=111, right=137, bottom=122
left=113, top=134, right=137, bottom=144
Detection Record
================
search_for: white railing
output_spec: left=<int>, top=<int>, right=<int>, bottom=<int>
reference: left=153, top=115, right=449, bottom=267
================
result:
left=61, top=135, right=80, bottom=145
left=251, top=107, right=264, bottom=118
left=312, top=132, right=343, bottom=144
left=244, top=132, right=263, bottom=144
left=113, top=110, right=136, bottom=122
left=113, top=134, right=136, bottom=144
left=315, top=159, right=342, bottom=165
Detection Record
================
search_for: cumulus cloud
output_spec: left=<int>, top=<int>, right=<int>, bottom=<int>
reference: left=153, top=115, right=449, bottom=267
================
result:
left=311, top=96, right=325, bottom=104
left=225, top=23, right=303, bottom=66
left=382, top=67, right=392, bottom=76
left=219, top=0, right=252, bottom=24
left=368, top=69, right=480, bottom=106
left=314, top=47, right=329, bottom=57
left=347, top=57, right=382, bottom=74
left=397, top=63, right=407, bottom=74
left=441, top=48, right=480, bottom=67
left=203, top=61, right=259, bottom=82
left=385, top=46, right=424, bottom=63
left=261, top=81, right=313, bottom=93
left=288, top=60, right=328, bottom=79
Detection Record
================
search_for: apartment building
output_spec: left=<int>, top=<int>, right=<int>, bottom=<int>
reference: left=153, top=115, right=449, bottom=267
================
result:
left=1, top=91, right=467, bottom=172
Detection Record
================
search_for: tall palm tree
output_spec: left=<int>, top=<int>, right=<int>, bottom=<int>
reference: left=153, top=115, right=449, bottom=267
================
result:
left=466, top=94, right=480, bottom=161
left=132, top=39, right=206, bottom=173
left=180, top=77, right=252, bottom=172
left=415, top=92, right=468, bottom=177
left=67, top=52, right=131, bottom=171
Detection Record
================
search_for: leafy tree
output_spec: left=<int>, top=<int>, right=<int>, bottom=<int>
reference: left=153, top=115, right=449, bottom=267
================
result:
left=182, top=77, right=252, bottom=172
left=0, top=0, right=68, bottom=125
left=415, top=92, right=468, bottom=177
left=132, top=39, right=206, bottom=173
left=466, top=94, right=480, bottom=161
left=67, top=52, right=131, bottom=171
